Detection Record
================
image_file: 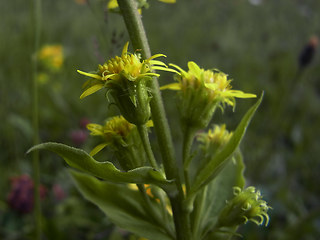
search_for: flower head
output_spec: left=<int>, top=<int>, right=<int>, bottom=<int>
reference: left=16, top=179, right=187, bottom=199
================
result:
left=78, top=42, right=175, bottom=125
left=87, top=116, right=151, bottom=170
left=87, top=115, right=135, bottom=153
left=218, top=186, right=271, bottom=227
left=161, top=61, right=256, bottom=129
left=78, top=42, right=174, bottom=99
left=197, top=124, right=233, bottom=155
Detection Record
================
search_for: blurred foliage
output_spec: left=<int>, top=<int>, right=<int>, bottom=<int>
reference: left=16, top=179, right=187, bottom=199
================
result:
left=1, top=0, right=320, bottom=239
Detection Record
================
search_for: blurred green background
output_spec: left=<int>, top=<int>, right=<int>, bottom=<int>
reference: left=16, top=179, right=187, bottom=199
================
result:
left=1, top=0, right=320, bottom=239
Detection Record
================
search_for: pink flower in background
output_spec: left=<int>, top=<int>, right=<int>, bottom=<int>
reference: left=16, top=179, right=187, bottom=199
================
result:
left=7, top=174, right=47, bottom=214
left=69, top=129, right=88, bottom=147
left=52, top=184, right=66, bottom=201
left=69, top=118, right=90, bottom=147
left=80, top=117, right=90, bottom=129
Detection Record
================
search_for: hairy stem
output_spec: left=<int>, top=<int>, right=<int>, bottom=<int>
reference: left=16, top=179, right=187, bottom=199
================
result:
left=117, top=1, right=192, bottom=239
left=137, top=124, right=158, bottom=169
left=182, top=126, right=196, bottom=194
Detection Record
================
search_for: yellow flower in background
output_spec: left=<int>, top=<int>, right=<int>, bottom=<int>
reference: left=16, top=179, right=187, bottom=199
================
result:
left=37, top=73, right=49, bottom=85
left=38, top=45, right=64, bottom=72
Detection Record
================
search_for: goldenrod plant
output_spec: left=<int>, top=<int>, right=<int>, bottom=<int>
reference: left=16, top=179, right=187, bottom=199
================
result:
left=28, top=0, right=270, bottom=239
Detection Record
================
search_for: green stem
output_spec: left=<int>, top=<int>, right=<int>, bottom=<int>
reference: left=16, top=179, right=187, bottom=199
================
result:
left=32, top=0, right=42, bottom=239
left=192, top=186, right=207, bottom=238
left=137, top=124, right=158, bottom=169
left=117, top=1, right=192, bottom=239
left=182, top=126, right=196, bottom=194
left=117, top=0, right=177, bottom=179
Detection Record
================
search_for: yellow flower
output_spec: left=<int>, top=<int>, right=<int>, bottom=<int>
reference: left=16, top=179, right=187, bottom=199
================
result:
left=78, top=42, right=176, bottom=125
left=87, top=116, right=135, bottom=156
left=38, top=45, right=64, bottom=71
left=198, top=124, right=233, bottom=152
left=78, top=42, right=175, bottom=99
left=87, top=116, right=153, bottom=170
left=161, top=61, right=256, bottom=129
left=37, top=73, right=49, bottom=85
left=162, top=61, right=256, bottom=108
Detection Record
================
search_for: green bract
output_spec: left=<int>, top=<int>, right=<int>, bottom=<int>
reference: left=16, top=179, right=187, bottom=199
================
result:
left=218, top=186, right=271, bottom=227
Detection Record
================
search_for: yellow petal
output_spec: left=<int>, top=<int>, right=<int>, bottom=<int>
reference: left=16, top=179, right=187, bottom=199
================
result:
left=158, top=0, right=176, bottom=3
left=80, top=84, right=104, bottom=99
left=122, top=42, right=130, bottom=56
left=160, top=83, right=181, bottom=90
left=169, top=63, right=186, bottom=75
left=152, top=66, right=179, bottom=74
left=149, top=60, right=168, bottom=67
left=107, top=0, right=118, bottom=9
left=90, top=143, right=109, bottom=156
left=204, top=83, right=218, bottom=90
left=148, top=53, right=167, bottom=60
left=77, top=70, right=102, bottom=80
left=187, top=61, right=202, bottom=76
left=146, top=120, right=154, bottom=127
left=221, top=90, right=256, bottom=98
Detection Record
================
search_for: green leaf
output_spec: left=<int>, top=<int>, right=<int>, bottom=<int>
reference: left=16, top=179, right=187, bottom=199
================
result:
left=27, top=142, right=172, bottom=188
left=200, top=151, right=245, bottom=239
left=70, top=170, right=174, bottom=240
left=188, top=93, right=263, bottom=199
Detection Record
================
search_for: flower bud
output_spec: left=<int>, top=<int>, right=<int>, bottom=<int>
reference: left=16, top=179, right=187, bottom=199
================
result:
left=218, top=186, right=271, bottom=227
left=197, top=124, right=232, bottom=156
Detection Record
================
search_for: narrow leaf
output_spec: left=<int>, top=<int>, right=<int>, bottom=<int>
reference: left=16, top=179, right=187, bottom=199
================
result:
left=188, top=93, right=263, bottom=198
left=70, top=171, right=174, bottom=240
left=27, top=142, right=172, bottom=187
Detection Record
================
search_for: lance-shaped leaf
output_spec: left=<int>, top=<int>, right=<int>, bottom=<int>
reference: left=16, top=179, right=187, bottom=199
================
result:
left=70, top=170, right=174, bottom=240
left=27, top=142, right=172, bottom=188
left=187, top=93, right=263, bottom=200
left=200, top=151, right=245, bottom=239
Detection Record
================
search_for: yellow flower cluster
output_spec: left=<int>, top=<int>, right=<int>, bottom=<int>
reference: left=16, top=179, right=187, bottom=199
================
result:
left=38, top=45, right=63, bottom=72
